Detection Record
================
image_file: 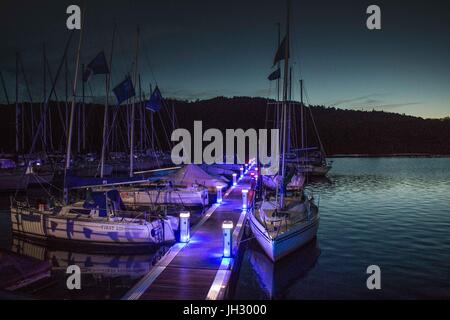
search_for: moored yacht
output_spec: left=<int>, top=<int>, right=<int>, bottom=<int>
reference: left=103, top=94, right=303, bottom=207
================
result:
left=10, top=189, right=177, bottom=247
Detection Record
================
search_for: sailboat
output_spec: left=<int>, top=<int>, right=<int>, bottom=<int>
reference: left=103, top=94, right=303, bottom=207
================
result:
left=287, top=81, right=332, bottom=177
left=249, top=0, right=320, bottom=262
left=10, top=17, right=176, bottom=247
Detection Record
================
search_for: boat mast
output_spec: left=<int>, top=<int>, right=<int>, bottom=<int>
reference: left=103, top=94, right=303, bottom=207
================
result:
left=300, top=79, right=304, bottom=151
left=100, top=23, right=116, bottom=178
left=149, top=83, right=154, bottom=151
left=64, top=9, right=86, bottom=204
left=279, top=0, right=290, bottom=209
left=81, top=63, right=86, bottom=151
left=139, top=73, right=143, bottom=152
left=15, top=52, right=19, bottom=154
left=129, top=26, right=140, bottom=178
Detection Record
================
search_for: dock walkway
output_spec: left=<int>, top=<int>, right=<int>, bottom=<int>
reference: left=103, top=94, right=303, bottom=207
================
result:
left=122, top=175, right=254, bottom=300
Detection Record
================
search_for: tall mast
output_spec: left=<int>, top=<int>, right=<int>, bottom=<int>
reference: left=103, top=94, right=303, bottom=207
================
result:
left=149, top=83, right=154, bottom=151
left=139, top=73, right=143, bottom=151
left=287, top=66, right=292, bottom=153
left=280, top=0, right=290, bottom=209
left=82, top=63, right=86, bottom=151
left=276, top=22, right=281, bottom=130
left=65, top=55, right=69, bottom=143
left=64, top=8, right=86, bottom=203
left=19, top=55, right=35, bottom=145
left=129, top=26, right=140, bottom=178
left=100, top=23, right=116, bottom=178
left=42, top=43, right=47, bottom=152
left=300, top=79, right=304, bottom=151
left=15, top=52, right=19, bottom=154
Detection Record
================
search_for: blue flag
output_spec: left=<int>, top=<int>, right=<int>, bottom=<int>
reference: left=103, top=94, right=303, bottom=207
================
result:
left=112, top=76, right=135, bottom=105
left=267, top=68, right=281, bottom=81
left=83, top=51, right=109, bottom=82
left=145, top=86, right=162, bottom=112
left=273, top=35, right=289, bottom=66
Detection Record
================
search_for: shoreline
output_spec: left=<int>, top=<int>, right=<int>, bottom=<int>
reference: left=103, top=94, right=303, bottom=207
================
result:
left=329, top=153, right=450, bottom=158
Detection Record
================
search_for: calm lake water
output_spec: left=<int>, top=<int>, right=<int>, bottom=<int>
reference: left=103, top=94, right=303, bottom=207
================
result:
left=1, top=158, right=449, bottom=299
left=233, top=157, right=450, bottom=299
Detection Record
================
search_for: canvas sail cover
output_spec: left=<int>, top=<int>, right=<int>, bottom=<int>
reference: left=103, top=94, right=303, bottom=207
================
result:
left=165, top=164, right=228, bottom=189
left=83, top=189, right=126, bottom=217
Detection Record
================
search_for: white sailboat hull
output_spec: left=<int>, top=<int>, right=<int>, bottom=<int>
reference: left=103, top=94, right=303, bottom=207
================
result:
left=119, top=188, right=209, bottom=207
left=249, top=212, right=319, bottom=262
left=10, top=206, right=175, bottom=246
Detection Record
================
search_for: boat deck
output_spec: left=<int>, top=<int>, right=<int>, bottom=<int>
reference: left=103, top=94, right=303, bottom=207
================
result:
left=122, top=176, right=254, bottom=300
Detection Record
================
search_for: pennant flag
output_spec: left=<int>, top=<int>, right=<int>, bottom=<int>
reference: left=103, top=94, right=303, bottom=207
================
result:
left=112, top=76, right=135, bottom=105
left=273, top=35, right=289, bottom=66
left=83, top=51, right=110, bottom=82
left=145, top=86, right=163, bottom=112
left=267, top=68, right=281, bottom=81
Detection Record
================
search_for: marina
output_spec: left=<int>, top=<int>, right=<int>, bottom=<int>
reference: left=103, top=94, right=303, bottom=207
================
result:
left=0, top=0, right=449, bottom=304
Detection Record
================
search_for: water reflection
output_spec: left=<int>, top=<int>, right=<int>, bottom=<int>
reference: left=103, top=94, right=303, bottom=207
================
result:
left=238, top=239, right=321, bottom=299
left=9, top=236, right=169, bottom=299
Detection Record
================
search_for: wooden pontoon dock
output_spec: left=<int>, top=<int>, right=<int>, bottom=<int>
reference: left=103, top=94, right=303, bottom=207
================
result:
left=122, top=176, right=254, bottom=300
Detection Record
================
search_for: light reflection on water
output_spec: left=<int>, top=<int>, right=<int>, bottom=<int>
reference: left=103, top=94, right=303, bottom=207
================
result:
left=233, top=158, right=450, bottom=299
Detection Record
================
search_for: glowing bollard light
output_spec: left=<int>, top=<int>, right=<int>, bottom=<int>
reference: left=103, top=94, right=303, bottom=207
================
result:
left=216, top=185, right=223, bottom=204
left=255, top=174, right=258, bottom=180
left=222, top=220, right=234, bottom=258
left=240, top=167, right=244, bottom=179
left=232, top=173, right=237, bottom=186
left=242, top=189, right=249, bottom=209
left=179, top=212, right=190, bottom=243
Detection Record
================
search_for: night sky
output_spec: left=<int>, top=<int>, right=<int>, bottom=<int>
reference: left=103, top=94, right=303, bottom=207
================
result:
left=0, top=0, right=449, bottom=118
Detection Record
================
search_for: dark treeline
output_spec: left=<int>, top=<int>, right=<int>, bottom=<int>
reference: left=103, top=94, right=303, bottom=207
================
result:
left=1, top=96, right=450, bottom=156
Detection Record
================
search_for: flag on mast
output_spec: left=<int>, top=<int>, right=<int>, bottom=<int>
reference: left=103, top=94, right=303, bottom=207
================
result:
left=82, top=51, right=109, bottom=82
left=145, top=86, right=162, bottom=112
left=112, top=76, right=135, bottom=105
left=267, top=68, right=281, bottom=81
left=273, top=35, right=289, bottom=66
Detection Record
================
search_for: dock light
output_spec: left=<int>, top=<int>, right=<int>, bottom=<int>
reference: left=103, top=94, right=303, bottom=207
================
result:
left=242, top=189, right=249, bottom=209
left=179, top=212, right=190, bottom=243
left=216, top=185, right=223, bottom=204
left=240, top=167, right=244, bottom=179
left=222, top=220, right=234, bottom=258
left=232, top=173, right=237, bottom=186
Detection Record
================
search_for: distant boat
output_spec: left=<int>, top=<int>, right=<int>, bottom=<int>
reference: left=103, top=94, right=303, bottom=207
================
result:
left=118, top=185, right=209, bottom=207
left=163, top=164, right=228, bottom=193
left=250, top=0, right=320, bottom=262
left=0, top=159, right=54, bottom=191
left=10, top=190, right=177, bottom=247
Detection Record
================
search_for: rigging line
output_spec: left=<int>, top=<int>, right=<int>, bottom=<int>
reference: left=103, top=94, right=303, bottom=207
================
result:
left=15, top=31, right=76, bottom=200
left=141, top=42, right=158, bottom=86
left=303, top=82, right=326, bottom=156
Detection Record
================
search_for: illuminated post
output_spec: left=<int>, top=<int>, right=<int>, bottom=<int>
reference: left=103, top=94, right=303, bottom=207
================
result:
left=240, top=167, right=244, bottom=179
left=216, top=185, right=223, bottom=204
left=242, top=189, right=248, bottom=209
left=179, top=212, right=190, bottom=243
left=232, top=173, right=237, bottom=186
left=222, top=220, right=233, bottom=258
